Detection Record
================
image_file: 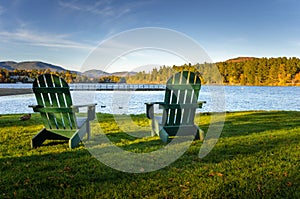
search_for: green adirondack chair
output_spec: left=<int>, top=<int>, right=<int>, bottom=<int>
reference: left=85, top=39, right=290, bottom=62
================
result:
left=145, top=70, right=205, bottom=143
left=29, top=74, right=97, bottom=149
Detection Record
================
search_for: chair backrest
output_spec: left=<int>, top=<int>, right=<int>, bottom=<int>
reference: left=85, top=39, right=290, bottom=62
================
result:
left=162, top=71, right=201, bottom=126
left=33, top=74, right=77, bottom=130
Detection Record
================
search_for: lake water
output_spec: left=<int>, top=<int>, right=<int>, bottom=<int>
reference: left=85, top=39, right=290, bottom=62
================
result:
left=0, top=84, right=299, bottom=114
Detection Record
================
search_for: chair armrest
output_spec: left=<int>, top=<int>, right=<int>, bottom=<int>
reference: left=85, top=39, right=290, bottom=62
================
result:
left=29, top=105, right=42, bottom=108
left=29, top=104, right=97, bottom=119
left=71, top=103, right=97, bottom=108
left=72, top=103, right=97, bottom=121
left=145, top=102, right=166, bottom=119
left=29, top=105, right=43, bottom=112
left=30, top=105, right=74, bottom=113
left=145, top=101, right=206, bottom=119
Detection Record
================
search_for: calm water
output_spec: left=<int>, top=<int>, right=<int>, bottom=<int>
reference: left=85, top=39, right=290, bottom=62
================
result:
left=0, top=85, right=299, bottom=114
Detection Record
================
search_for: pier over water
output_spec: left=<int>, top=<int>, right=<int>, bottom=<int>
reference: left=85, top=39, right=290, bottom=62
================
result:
left=71, top=83, right=166, bottom=91
left=0, top=83, right=166, bottom=91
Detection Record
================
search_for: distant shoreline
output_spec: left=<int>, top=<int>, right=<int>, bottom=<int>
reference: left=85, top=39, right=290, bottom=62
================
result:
left=0, top=88, right=33, bottom=96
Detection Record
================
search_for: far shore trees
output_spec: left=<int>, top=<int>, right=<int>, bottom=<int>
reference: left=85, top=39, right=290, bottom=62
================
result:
left=0, top=57, right=300, bottom=86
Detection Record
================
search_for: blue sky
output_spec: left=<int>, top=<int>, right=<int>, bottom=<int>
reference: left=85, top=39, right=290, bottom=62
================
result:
left=0, top=0, right=300, bottom=72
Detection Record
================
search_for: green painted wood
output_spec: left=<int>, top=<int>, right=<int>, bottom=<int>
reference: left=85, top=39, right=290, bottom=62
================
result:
left=181, top=72, right=194, bottom=125
left=182, top=72, right=201, bottom=125
left=175, top=71, right=189, bottom=126
left=31, top=128, right=48, bottom=148
left=32, top=107, right=74, bottom=113
left=157, top=103, right=200, bottom=109
left=166, top=84, right=200, bottom=90
left=168, top=72, right=181, bottom=126
left=39, top=74, right=58, bottom=129
left=47, top=75, right=66, bottom=129
left=50, top=130, right=76, bottom=138
left=189, top=72, right=201, bottom=125
left=32, top=87, right=70, bottom=93
left=60, top=78, right=77, bottom=129
left=69, top=131, right=81, bottom=149
left=33, top=77, right=50, bottom=129
left=31, top=128, right=69, bottom=148
left=162, top=76, right=172, bottom=126
left=190, top=75, right=201, bottom=126
left=159, top=128, right=169, bottom=143
left=164, top=125, right=198, bottom=137
left=146, top=70, right=204, bottom=141
left=52, top=75, right=73, bottom=130
left=31, top=74, right=96, bottom=148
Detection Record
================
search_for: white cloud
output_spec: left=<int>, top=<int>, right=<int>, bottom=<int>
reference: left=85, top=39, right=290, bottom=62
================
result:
left=58, top=0, right=130, bottom=19
left=0, top=29, right=95, bottom=50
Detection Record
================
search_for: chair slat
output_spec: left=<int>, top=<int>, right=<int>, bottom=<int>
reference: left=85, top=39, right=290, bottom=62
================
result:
left=181, top=71, right=191, bottom=125
left=46, top=75, right=65, bottom=129
left=174, top=71, right=186, bottom=125
left=168, top=72, right=182, bottom=126
left=33, top=79, right=50, bottom=129
left=38, top=74, right=57, bottom=129
left=52, top=75, right=75, bottom=130
left=61, top=77, right=77, bottom=129
left=188, top=73, right=200, bottom=124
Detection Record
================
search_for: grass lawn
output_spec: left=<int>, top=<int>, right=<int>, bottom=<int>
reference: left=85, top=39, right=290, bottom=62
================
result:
left=0, top=111, right=299, bottom=198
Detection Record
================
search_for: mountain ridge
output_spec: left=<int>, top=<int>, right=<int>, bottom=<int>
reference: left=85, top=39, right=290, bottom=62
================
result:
left=0, top=61, right=137, bottom=77
left=0, top=61, right=66, bottom=71
left=225, top=57, right=256, bottom=63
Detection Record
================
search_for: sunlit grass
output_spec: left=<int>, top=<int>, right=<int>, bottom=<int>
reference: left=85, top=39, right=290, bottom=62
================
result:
left=0, top=111, right=299, bottom=198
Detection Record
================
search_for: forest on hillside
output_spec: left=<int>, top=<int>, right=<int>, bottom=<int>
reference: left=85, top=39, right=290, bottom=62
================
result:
left=216, top=57, right=300, bottom=86
left=1, top=57, right=300, bottom=86
left=126, top=57, right=300, bottom=86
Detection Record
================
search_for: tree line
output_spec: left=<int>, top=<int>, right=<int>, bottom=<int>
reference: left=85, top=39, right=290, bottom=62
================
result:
left=1, top=57, right=300, bottom=86
left=216, top=57, right=300, bottom=86
left=126, top=57, right=300, bottom=86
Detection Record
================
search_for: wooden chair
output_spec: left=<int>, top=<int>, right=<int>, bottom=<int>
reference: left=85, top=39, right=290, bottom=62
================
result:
left=30, top=74, right=96, bottom=149
left=145, top=71, right=205, bottom=143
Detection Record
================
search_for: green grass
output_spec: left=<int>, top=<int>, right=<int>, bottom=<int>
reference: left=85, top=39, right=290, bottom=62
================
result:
left=0, top=111, right=299, bottom=198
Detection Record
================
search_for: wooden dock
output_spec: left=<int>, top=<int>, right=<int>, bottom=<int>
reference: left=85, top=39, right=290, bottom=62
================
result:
left=0, top=84, right=166, bottom=96
left=71, top=84, right=166, bottom=91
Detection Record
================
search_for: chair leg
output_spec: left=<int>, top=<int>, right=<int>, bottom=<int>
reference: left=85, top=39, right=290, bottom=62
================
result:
left=194, top=128, right=204, bottom=141
left=159, top=128, right=169, bottom=143
left=69, top=131, right=80, bottom=149
left=31, top=128, right=69, bottom=148
left=151, top=118, right=160, bottom=136
left=86, top=121, right=90, bottom=140
left=69, top=123, right=87, bottom=148
left=199, top=128, right=204, bottom=141
left=31, top=128, right=48, bottom=148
